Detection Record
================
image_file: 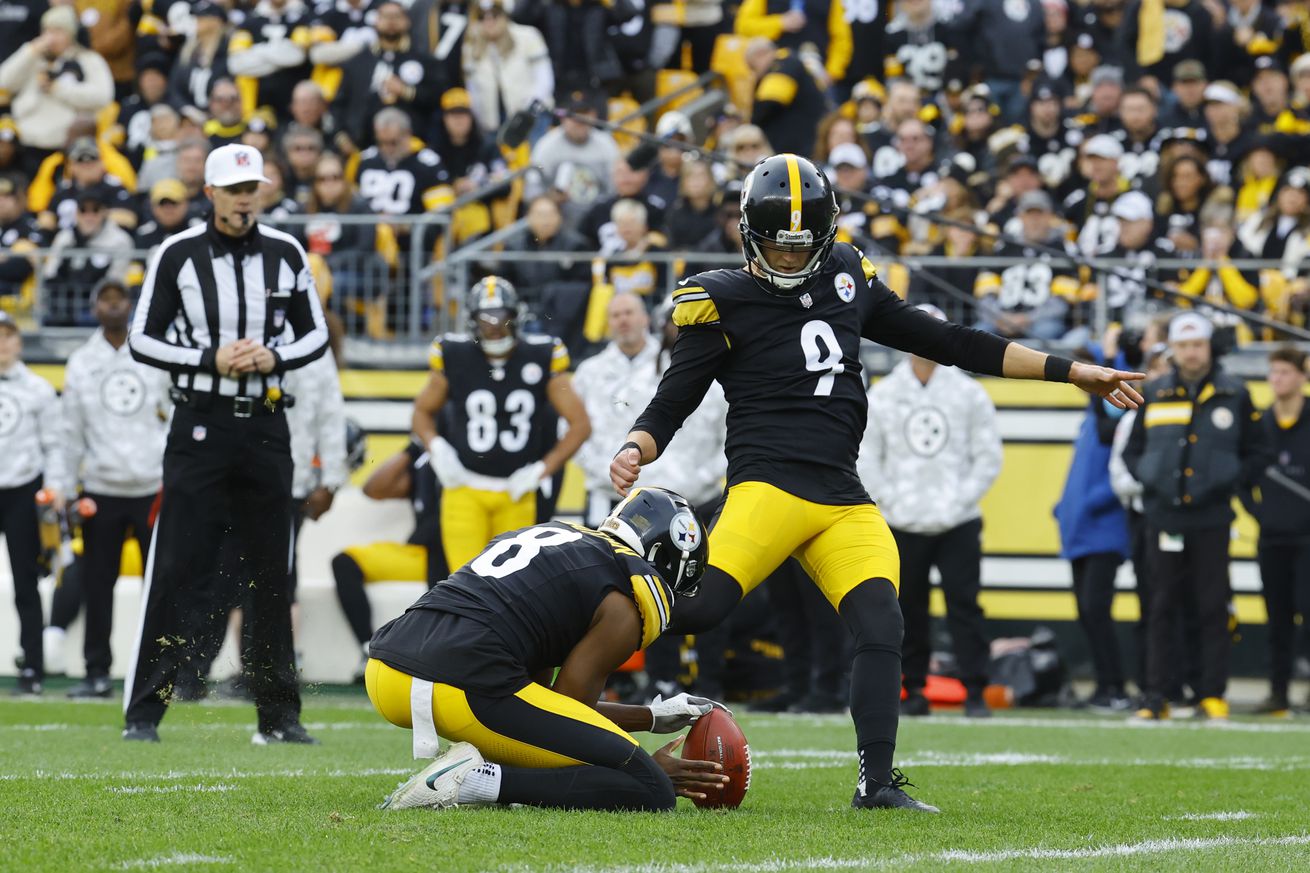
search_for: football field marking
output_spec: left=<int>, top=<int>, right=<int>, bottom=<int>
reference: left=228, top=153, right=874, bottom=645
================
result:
left=107, top=783, right=239, bottom=795
left=114, top=853, right=230, bottom=869
left=559, top=834, right=1310, bottom=873
left=754, top=714, right=1310, bottom=734
left=1166, top=811, right=1259, bottom=821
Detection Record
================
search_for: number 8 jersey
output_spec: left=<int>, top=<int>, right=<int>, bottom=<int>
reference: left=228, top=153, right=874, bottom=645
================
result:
left=429, top=332, right=570, bottom=476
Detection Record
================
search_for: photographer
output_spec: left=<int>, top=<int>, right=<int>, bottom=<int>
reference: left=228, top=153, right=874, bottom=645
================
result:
left=0, top=6, right=113, bottom=163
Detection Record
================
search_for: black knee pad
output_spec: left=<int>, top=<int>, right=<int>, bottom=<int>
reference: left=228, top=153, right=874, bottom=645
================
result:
left=837, top=579, right=904, bottom=655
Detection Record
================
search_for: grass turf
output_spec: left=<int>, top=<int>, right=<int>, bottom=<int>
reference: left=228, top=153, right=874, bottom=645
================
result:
left=3, top=689, right=1309, bottom=872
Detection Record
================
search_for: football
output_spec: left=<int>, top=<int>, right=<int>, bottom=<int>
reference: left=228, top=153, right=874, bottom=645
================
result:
left=682, top=707, right=751, bottom=809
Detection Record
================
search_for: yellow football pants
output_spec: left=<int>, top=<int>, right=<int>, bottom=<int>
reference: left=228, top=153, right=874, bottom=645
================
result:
left=365, top=658, right=638, bottom=767
left=709, top=481, right=900, bottom=609
left=341, top=541, right=427, bottom=583
left=440, top=486, right=536, bottom=571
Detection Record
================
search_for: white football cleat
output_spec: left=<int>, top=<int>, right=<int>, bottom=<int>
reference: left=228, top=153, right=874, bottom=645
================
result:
left=379, top=742, right=485, bottom=811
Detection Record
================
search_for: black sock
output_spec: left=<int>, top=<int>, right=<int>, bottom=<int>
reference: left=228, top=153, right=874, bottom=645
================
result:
left=496, top=751, right=675, bottom=811
left=839, top=580, right=905, bottom=790
left=332, top=553, right=373, bottom=645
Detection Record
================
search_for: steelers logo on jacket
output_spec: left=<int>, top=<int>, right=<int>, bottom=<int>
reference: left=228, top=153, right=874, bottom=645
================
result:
left=904, top=406, right=950, bottom=457
left=100, top=369, right=148, bottom=416
left=0, top=393, right=21, bottom=436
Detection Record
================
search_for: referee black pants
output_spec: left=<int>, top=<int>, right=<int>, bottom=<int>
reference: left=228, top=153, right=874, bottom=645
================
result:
left=124, top=407, right=300, bottom=732
left=1257, top=536, right=1310, bottom=699
left=1, top=476, right=43, bottom=677
left=80, top=493, right=155, bottom=679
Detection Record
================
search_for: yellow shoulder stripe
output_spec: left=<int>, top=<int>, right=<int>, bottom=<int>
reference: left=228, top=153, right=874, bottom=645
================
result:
left=756, top=72, right=798, bottom=105
left=859, top=254, right=878, bottom=284
left=672, top=297, right=721, bottom=328
left=550, top=340, right=571, bottom=374
left=629, top=573, right=671, bottom=649
left=428, top=340, right=444, bottom=372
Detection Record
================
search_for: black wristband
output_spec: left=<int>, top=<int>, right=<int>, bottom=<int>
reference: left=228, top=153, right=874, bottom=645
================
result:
left=1044, top=355, right=1074, bottom=383
left=616, top=440, right=642, bottom=461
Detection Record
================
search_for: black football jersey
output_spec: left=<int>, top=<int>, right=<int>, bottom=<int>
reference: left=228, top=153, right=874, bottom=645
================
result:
left=430, top=333, right=569, bottom=476
left=884, top=19, right=957, bottom=93
left=637, top=242, right=1010, bottom=504
left=48, top=181, right=135, bottom=230
left=369, top=522, right=672, bottom=690
left=355, top=147, right=452, bottom=215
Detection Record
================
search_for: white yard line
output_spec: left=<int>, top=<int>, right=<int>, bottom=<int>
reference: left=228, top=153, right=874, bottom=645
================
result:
left=0, top=767, right=412, bottom=782
left=107, top=783, right=239, bottom=795
left=0, top=721, right=389, bottom=732
left=551, top=834, right=1310, bottom=873
left=1166, top=811, right=1260, bottom=821
left=114, top=854, right=231, bottom=870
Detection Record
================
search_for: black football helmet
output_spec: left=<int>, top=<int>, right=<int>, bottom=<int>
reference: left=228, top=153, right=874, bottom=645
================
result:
left=739, top=153, right=839, bottom=296
left=466, top=275, right=522, bottom=356
left=599, top=486, right=708, bottom=597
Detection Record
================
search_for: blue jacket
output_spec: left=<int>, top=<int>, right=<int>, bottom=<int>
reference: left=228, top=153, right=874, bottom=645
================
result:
left=1054, top=350, right=1130, bottom=561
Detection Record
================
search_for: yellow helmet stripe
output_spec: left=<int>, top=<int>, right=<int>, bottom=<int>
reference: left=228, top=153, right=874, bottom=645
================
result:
left=485, top=275, right=497, bottom=305
left=785, top=154, right=802, bottom=232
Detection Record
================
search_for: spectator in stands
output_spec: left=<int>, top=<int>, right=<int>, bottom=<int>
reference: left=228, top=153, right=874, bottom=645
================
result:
left=664, top=159, right=719, bottom=251
left=1233, top=138, right=1281, bottom=223
left=1250, top=56, right=1292, bottom=127
left=203, top=78, right=247, bottom=147
left=42, top=137, right=136, bottom=233
left=110, top=53, right=173, bottom=171
left=0, top=116, right=26, bottom=180
left=0, top=5, right=114, bottom=160
left=0, top=0, right=45, bottom=68
left=497, top=195, right=589, bottom=346
left=333, top=0, right=445, bottom=152
left=1099, top=191, right=1175, bottom=325
left=1117, top=86, right=1162, bottom=189
left=287, top=81, right=343, bottom=155
left=462, top=0, right=553, bottom=137
left=720, top=124, right=771, bottom=178
left=0, top=308, right=63, bottom=695
left=955, top=0, right=1046, bottom=123
left=1019, top=81, right=1079, bottom=193
left=515, top=0, right=625, bottom=101
left=527, top=91, right=620, bottom=220
left=909, top=207, right=983, bottom=322
left=583, top=157, right=667, bottom=254
left=1202, top=81, right=1251, bottom=187
left=1214, top=0, right=1286, bottom=89
left=1292, top=54, right=1310, bottom=114
left=281, top=124, right=325, bottom=207
left=1161, top=59, right=1208, bottom=128
left=647, top=111, right=693, bottom=209
left=1040, top=0, right=1071, bottom=82
left=1124, top=312, right=1270, bottom=721
left=859, top=303, right=1001, bottom=719
left=167, top=0, right=232, bottom=112
left=952, top=86, right=1001, bottom=177
left=813, top=111, right=862, bottom=168
left=307, top=0, right=377, bottom=76
left=228, top=0, right=313, bottom=123
left=850, top=79, right=887, bottom=150
left=241, top=111, right=278, bottom=154
left=1235, top=167, right=1310, bottom=274
left=0, top=176, right=43, bottom=304
left=136, top=105, right=184, bottom=193
left=355, top=108, right=454, bottom=226
left=1248, top=345, right=1310, bottom=715
left=746, top=37, right=830, bottom=158
left=303, top=151, right=389, bottom=331
left=987, top=154, right=1046, bottom=235
left=594, top=198, right=668, bottom=303
left=672, top=0, right=728, bottom=73
left=688, top=187, right=745, bottom=273
left=1066, top=134, right=1128, bottom=256
left=174, top=137, right=211, bottom=216
left=1055, top=327, right=1134, bottom=714
left=1122, top=0, right=1214, bottom=87
left=871, top=118, right=937, bottom=209
left=883, top=0, right=960, bottom=95
left=257, top=158, right=301, bottom=223
left=976, top=189, right=1078, bottom=340
left=431, top=88, right=505, bottom=197
left=133, top=179, right=197, bottom=255
left=42, top=186, right=133, bottom=326
left=735, top=0, right=853, bottom=85
left=1154, top=155, right=1215, bottom=256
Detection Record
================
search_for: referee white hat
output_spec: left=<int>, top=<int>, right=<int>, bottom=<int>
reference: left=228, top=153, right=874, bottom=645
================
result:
left=204, top=144, right=272, bottom=188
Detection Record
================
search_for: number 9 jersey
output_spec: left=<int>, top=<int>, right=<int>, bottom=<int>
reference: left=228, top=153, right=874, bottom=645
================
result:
left=428, top=332, right=570, bottom=476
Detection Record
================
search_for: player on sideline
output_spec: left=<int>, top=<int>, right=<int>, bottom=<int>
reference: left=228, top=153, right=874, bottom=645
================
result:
left=366, top=487, right=728, bottom=811
left=611, top=154, right=1145, bottom=813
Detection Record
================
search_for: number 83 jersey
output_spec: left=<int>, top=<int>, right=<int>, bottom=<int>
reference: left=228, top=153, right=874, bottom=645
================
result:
left=429, top=333, right=570, bottom=477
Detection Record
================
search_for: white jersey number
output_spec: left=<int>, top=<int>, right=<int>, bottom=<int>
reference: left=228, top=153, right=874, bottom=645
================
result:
left=465, top=388, right=536, bottom=454
left=470, top=527, right=583, bottom=578
left=801, top=320, right=844, bottom=396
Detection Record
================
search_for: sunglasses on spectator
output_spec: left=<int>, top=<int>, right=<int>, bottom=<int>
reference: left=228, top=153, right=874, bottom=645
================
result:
left=157, top=198, right=181, bottom=207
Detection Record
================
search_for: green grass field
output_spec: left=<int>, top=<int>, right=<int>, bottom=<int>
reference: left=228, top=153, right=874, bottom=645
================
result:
left=3, top=689, right=1309, bottom=872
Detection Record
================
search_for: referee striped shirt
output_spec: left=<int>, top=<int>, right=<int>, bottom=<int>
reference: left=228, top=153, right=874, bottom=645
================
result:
left=129, top=218, right=329, bottom=397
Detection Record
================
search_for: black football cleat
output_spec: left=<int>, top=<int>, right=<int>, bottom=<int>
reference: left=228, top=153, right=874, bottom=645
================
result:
left=852, top=769, right=940, bottom=813
left=900, top=692, right=930, bottom=717
left=13, top=668, right=43, bottom=696
left=123, top=722, right=160, bottom=742
left=963, top=694, right=992, bottom=719
left=252, top=723, right=320, bottom=745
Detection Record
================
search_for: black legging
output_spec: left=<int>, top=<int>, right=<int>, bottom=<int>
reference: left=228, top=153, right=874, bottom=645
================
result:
left=1, top=476, right=44, bottom=676
left=460, top=689, right=676, bottom=812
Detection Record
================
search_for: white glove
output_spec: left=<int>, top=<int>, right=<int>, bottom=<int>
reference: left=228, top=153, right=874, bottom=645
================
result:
left=507, top=460, right=546, bottom=501
left=648, top=692, right=731, bottom=733
left=428, top=437, right=469, bottom=489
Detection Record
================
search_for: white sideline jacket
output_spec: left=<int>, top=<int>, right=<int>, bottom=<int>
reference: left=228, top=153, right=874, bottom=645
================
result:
left=61, top=331, right=170, bottom=498
left=573, top=335, right=728, bottom=517
left=857, top=360, right=1002, bottom=534
left=0, top=363, right=65, bottom=490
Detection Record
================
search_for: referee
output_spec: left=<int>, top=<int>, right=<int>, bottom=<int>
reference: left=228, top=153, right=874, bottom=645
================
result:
left=122, top=144, right=329, bottom=743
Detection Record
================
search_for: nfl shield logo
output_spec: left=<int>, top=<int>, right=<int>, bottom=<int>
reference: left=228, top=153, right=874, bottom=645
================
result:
left=235, top=152, right=250, bottom=167
left=192, top=425, right=207, bottom=442
left=800, top=293, right=813, bottom=309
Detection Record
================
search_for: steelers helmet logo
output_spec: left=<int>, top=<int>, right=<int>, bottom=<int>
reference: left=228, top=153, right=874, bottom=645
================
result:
left=0, top=393, right=21, bottom=436
left=1210, top=407, right=1234, bottom=431
left=834, top=272, right=856, bottom=302
left=904, top=407, right=949, bottom=457
left=669, top=512, right=701, bottom=553
left=101, top=369, right=147, bottom=416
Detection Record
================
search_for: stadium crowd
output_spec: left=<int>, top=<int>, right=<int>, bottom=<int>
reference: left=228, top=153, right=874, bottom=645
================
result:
left=1, top=0, right=1309, bottom=723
